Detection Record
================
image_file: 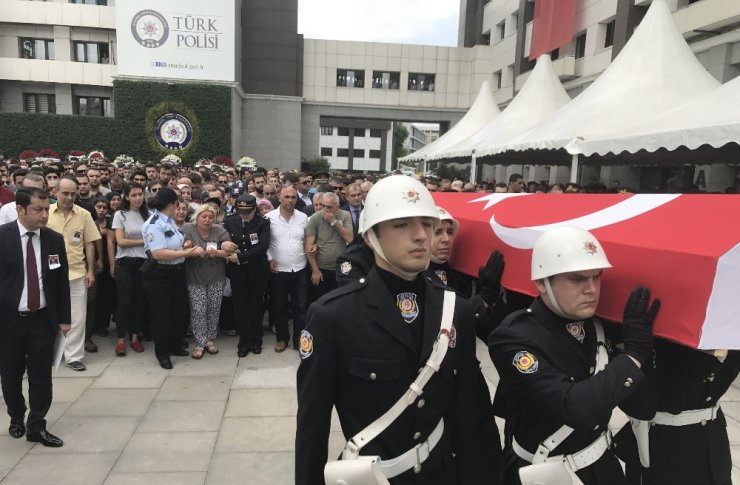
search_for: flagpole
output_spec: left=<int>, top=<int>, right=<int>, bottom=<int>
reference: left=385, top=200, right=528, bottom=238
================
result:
left=470, top=152, right=477, bottom=184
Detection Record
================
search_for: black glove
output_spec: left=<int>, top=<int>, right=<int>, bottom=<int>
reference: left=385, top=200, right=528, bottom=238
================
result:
left=478, top=250, right=504, bottom=306
left=622, top=287, right=661, bottom=367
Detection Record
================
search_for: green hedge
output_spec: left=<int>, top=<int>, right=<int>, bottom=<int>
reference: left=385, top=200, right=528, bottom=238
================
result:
left=0, top=80, right=231, bottom=164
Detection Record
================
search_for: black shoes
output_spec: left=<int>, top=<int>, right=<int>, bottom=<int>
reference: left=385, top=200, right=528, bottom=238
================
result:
left=9, top=417, right=25, bottom=439
left=237, top=346, right=249, bottom=358
left=170, top=349, right=189, bottom=357
left=251, top=342, right=263, bottom=355
left=27, top=429, right=63, bottom=447
left=158, top=358, right=173, bottom=369
left=85, top=339, right=98, bottom=353
left=238, top=341, right=262, bottom=357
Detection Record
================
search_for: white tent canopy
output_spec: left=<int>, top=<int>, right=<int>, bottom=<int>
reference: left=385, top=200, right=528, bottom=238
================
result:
left=575, top=74, right=740, bottom=156
left=399, top=81, right=500, bottom=162
left=498, top=0, right=720, bottom=155
left=431, top=54, right=571, bottom=160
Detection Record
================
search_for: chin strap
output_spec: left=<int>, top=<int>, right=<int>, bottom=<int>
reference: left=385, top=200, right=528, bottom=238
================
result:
left=365, top=228, right=429, bottom=281
left=543, top=278, right=570, bottom=319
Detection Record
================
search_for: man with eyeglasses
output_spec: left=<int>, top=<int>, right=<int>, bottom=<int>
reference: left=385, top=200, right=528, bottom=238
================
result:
left=296, top=173, right=313, bottom=208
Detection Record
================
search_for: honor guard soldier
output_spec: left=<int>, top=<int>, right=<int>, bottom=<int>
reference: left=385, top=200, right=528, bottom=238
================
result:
left=296, top=175, right=496, bottom=485
left=489, top=226, right=660, bottom=485
left=223, top=193, right=270, bottom=357
left=617, top=340, right=740, bottom=485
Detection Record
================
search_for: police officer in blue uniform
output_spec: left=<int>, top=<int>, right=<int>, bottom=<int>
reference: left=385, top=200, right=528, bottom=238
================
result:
left=296, top=176, right=497, bottom=485
left=142, top=188, right=205, bottom=369
left=223, top=193, right=270, bottom=357
left=489, top=226, right=659, bottom=485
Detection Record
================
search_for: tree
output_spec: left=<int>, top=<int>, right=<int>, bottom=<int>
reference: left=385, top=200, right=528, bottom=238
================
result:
left=307, top=157, right=331, bottom=174
left=392, top=123, right=409, bottom=164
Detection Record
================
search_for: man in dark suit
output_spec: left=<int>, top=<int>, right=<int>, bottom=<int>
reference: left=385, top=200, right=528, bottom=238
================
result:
left=0, top=187, right=71, bottom=447
left=340, top=182, right=364, bottom=241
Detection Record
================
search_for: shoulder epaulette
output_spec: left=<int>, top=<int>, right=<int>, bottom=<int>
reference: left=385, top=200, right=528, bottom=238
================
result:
left=149, top=214, right=159, bottom=224
left=318, top=278, right=366, bottom=304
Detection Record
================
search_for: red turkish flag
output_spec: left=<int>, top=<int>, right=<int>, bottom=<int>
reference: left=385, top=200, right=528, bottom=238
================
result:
left=529, top=0, right=577, bottom=61
left=432, top=192, right=740, bottom=350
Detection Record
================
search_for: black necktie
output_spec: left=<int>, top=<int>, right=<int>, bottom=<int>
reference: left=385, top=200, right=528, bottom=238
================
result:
left=26, top=232, right=40, bottom=312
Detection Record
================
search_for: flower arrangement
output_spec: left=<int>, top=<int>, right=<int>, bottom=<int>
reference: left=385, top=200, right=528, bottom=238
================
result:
left=88, top=150, right=105, bottom=160
left=195, top=158, right=212, bottom=167
left=114, top=154, right=135, bottom=165
left=235, top=156, right=256, bottom=170
left=161, top=154, right=182, bottom=165
left=18, top=150, right=38, bottom=160
left=38, top=148, right=60, bottom=159
left=212, top=155, right=233, bottom=167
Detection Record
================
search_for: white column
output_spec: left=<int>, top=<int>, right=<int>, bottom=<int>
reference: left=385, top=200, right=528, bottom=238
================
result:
left=570, top=154, right=579, bottom=184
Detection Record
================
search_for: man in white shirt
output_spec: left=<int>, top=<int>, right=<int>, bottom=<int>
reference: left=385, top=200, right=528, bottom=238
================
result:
left=265, top=186, right=309, bottom=352
left=0, top=173, right=46, bottom=225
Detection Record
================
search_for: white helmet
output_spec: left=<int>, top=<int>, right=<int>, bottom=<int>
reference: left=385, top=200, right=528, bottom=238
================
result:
left=436, top=206, right=460, bottom=235
left=360, top=175, right=439, bottom=235
left=531, top=226, right=612, bottom=281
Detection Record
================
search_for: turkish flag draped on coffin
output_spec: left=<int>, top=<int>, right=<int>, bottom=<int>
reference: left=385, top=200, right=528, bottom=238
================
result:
left=431, top=192, right=740, bottom=350
left=529, top=0, right=578, bottom=61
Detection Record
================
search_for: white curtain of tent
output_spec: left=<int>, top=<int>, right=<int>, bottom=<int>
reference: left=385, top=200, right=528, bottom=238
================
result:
left=433, top=54, right=571, bottom=160
left=498, top=0, right=719, bottom=156
left=575, top=74, right=740, bottom=156
left=400, top=81, right=500, bottom=163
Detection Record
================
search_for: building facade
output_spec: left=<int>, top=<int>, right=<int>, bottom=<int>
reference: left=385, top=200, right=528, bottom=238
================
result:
left=0, top=0, right=499, bottom=173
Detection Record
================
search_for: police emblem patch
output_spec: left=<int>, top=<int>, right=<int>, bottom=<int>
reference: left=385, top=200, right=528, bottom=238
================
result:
left=147, top=233, right=154, bottom=242
left=299, top=330, right=313, bottom=359
left=566, top=321, right=586, bottom=343
left=513, top=351, right=538, bottom=374
left=434, top=269, right=448, bottom=286
left=397, top=292, right=419, bottom=324
left=584, top=241, right=598, bottom=255
left=340, top=261, right=352, bottom=275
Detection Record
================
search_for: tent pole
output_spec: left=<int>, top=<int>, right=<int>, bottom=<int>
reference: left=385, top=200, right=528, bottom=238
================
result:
left=570, top=154, right=579, bottom=184
left=470, top=153, right=477, bottom=184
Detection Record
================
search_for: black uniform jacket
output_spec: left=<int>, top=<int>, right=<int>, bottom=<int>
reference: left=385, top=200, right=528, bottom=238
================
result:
left=0, top=222, right=71, bottom=329
left=296, top=268, right=492, bottom=485
left=335, top=240, right=375, bottom=286
left=617, top=339, right=740, bottom=485
left=489, top=298, right=655, bottom=485
left=222, top=213, right=270, bottom=276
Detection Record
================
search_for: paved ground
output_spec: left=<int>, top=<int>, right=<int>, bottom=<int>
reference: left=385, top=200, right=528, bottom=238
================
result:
left=1, top=333, right=740, bottom=484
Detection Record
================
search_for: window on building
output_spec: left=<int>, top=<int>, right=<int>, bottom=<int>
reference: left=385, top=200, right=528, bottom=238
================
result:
left=369, top=150, right=381, bottom=159
left=353, top=149, right=365, bottom=158
left=510, top=13, right=519, bottom=33
left=74, top=96, right=111, bottom=116
left=338, top=128, right=350, bottom=136
left=73, top=41, right=110, bottom=64
left=603, top=20, right=615, bottom=48
left=493, top=70, right=502, bottom=89
left=370, top=129, right=382, bottom=138
left=372, top=70, right=400, bottom=90
left=575, top=32, right=587, bottom=59
left=20, top=38, right=55, bottom=60
left=320, top=147, right=333, bottom=157
left=354, top=128, right=365, bottom=137
left=337, top=149, right=350, bottom=157
left=320, top=126, right=333, bottom=136
left=23, top=93, right=56, bottom=114
left=69, top=0, right=108, bottom=4
left=551, top=48, right=559, bottom=61
left=495, top=20, right=506, bottom=42
left=408, top=73, right=436, bottom=92
left=337, top=69, right=365, bottom=88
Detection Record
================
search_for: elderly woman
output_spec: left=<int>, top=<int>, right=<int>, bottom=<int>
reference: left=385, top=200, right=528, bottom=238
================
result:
left=182, top=204, right=236, bottom=359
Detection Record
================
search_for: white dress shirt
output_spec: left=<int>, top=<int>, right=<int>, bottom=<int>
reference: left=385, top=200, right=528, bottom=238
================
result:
left=17, top=220, right=46, bottom=311
left=266, top=208, right=308, bottom=272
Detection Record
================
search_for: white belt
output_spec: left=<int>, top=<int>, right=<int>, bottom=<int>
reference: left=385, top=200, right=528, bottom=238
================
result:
left=512, top=431, right=612, bottom=471
left=652, top=405, right=720, bottom=427
left=376, top=419, right=444, bottom=478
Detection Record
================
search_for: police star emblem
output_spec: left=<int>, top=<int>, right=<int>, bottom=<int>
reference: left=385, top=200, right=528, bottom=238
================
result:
left=397, top=292, right=419, bottom=324
left=401, top=189, right=420, bottom=203
left=584, top=241, right=598, bottom=255
left=340, top=261, right=352, bottom=275
left=513, top=351, right=538, bottom=374
left=299, top=330, right=313, bottom=359
left=566, top=321, right=586, bottom=343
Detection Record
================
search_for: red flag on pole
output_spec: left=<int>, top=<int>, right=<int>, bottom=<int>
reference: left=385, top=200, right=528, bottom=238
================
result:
left=529, top=0, right=577, bottom=61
